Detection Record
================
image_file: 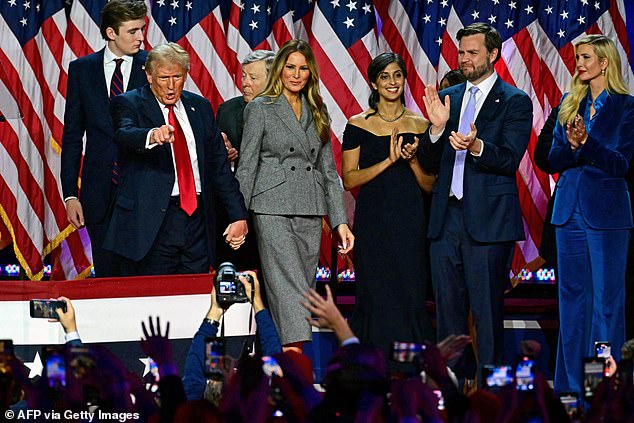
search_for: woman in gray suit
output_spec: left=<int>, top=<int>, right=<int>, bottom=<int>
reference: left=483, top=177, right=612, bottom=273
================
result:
left=236, top=40, right=354, bottom=352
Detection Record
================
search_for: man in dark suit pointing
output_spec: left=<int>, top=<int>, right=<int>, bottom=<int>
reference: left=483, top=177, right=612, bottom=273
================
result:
left=421, top=23, right=533, bottom=384
left=61, top=0, right=148, bottom=277
left=105, top=43, right=248, bottom=276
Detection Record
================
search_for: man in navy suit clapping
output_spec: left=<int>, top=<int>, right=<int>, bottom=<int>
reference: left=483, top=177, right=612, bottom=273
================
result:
left=421, top=23, right=533, bottom=385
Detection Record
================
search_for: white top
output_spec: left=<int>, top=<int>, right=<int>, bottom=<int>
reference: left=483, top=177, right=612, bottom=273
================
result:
left=103, top=45, right=135, bottom=93
left=429, top=71, right=499, bottom=157
left=145, top=98, right=202, bottom=195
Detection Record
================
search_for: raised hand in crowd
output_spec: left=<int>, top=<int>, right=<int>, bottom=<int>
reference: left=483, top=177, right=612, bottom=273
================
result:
left=52, top=296, right=77, bottom=335
left=301, top=284, right=356, bottom=344
left=141, top=316, right=176, bottom=377
left=436, top=334, right=472, bottom=364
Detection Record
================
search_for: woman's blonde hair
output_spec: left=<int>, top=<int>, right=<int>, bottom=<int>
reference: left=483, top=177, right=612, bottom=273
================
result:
left=259, top=40, right=331, bottom=143
left=559, top=35, right=629, bottom=125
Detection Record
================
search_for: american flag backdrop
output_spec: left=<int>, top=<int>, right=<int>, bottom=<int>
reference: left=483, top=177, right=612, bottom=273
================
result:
left=0, top=0, right=92, bottom=281
left=1, top=0, right=633, bottom=280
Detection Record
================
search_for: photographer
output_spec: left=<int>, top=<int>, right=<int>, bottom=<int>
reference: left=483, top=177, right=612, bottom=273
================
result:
left=182, top=269, right=281, bottom=401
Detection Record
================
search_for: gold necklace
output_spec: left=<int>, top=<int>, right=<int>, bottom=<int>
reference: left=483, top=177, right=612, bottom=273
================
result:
left=377, top=106, right=406, bottom=122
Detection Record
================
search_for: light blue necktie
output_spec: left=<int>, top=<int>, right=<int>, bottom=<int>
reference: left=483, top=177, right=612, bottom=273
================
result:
left=451, top=86, right=478, bottom=200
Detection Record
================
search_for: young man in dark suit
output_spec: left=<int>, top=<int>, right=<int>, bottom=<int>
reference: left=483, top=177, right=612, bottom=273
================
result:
left=421, top=22, right=533, bottom=385
left=105, top=43, right=248, bottom=276
left=60, top=0, right=148, bottom=277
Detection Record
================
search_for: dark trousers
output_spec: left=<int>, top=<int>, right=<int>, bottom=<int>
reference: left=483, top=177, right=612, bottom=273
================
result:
left=626, top=230, right=634, bottom=340
left=430, top=200, right=514, bottom=385
left=86, top=221, right=118, bottom=278
left=119, top=199, right=208, bottom=276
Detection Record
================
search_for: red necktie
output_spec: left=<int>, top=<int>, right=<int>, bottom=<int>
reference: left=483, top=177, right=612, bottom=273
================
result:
left=166, top=105, right=197, bottom=215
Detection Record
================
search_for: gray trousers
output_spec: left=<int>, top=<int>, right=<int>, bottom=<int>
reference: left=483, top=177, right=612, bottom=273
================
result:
left=253, top=214, right=322, bottom=345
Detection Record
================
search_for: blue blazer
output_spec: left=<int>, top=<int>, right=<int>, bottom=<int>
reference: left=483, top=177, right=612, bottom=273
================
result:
left=420, top=78, right=533, bottom=242
left=104, top=85, right=248, bottom=263
left=549, top=93, right=634, bottom=230
left=60, top=48, right=148, bottom=224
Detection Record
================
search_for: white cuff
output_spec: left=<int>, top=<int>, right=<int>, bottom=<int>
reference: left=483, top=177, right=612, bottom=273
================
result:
left=470, top=138, right=484, bottom=157
left=341, top=336, right=360, bottom=346
left=429, top=129, right=444, bottom=143
left=145, top=128, right=159, bottom=149
left=65, top=331, right=80, bottom=343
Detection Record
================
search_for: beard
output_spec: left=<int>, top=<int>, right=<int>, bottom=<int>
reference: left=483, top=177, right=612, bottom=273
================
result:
left=461, top=58, right=492, bottom=82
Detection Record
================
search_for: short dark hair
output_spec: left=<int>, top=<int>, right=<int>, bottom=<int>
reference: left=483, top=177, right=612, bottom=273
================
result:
left=367, top=52, right=407, bottom=112
left=457, top=22, right=502, bottom=64
left=100, top=0, right=147, bottom=40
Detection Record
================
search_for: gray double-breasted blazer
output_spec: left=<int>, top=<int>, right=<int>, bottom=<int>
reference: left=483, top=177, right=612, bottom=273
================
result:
left=236, top=94, right=347, bottom=228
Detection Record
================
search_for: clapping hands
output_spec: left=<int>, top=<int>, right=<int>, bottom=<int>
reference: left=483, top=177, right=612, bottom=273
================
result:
left=566, top=114, right=587, bottom=150
left=388, top=128, right=420, bottom=162
left=423, top=84, right=450, bottom=134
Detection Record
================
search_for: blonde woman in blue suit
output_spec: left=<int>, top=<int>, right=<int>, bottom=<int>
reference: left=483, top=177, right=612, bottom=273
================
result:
left=236, top=40, right=354, bottom=352
left=549, top=35, right=634, bottom=394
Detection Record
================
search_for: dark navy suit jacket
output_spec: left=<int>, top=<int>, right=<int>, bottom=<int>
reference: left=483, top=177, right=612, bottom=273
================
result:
left=549, top=93, right=634, bottom=230
left=420, top=77, right=533, bottom=242
left=60, top=48, right=148, bottom=224
left=216, top=96, right=246, bottom=159
left=182, top=309, right=281, bottom=401
left=104, top=85, right=248, bottom=263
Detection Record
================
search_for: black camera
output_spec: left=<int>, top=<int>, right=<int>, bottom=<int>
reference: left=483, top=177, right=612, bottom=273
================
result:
left=214, top=262, right=252, bottom=306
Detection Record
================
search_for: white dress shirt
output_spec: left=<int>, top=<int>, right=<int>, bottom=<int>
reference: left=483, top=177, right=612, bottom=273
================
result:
left=146, top=98, right=202, bottom=196
left=103, top=46, right=136, bottom=93
left=430, top=70, right=499, bottom=156
left=64, top=47, right=137, bottom=204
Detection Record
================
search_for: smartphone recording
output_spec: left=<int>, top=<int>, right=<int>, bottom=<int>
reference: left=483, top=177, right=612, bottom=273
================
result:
left=559, top=392, right=579, bottom=418
left=390, top=341, right=426, bottom=363
left=484, top=365, right=513, bottom=389
left=30, top=299, right=67, bottom=319
left=583, top=357, right=605, bottom=399
left=433, top=389, right=445, bottom=410
left=262, top=356, right=284, bottom=378
left=68, top=347, right=96, bottom=380
left=204, top=337, right=226, bottom=380
left=594, top=341, right=611, bottom=359
left=44, top=347, right=66, bottom=388
left=515, top=356, right=535, bottom=391
left=143, top=357, right=160, bottom=393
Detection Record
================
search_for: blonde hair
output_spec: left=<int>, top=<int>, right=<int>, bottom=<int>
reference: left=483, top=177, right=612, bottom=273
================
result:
left=259, top=40, right=331, bottom=143
left=559, top=35, right=629, bottom=125
left=145, top=42, right=190, bottom=74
